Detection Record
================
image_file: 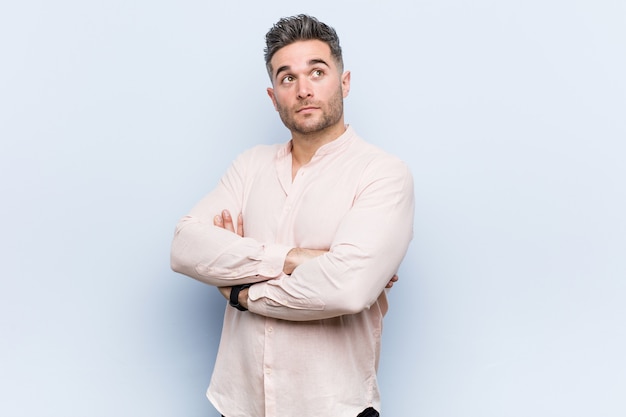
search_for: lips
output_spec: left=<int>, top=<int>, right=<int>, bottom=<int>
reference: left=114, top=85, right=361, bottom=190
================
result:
left=296, top=106, right=319, bottom=113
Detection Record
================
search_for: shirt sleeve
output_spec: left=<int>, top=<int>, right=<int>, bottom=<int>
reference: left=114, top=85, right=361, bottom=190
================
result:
left=247, top=158, right=415, bottom=321
left=170, top=149, right=292, bottom=287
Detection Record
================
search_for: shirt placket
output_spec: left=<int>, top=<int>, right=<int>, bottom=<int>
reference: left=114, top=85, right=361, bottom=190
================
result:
left=263, top=316, right=277, bottom=417
left=262, top=154, right=306, bottom=416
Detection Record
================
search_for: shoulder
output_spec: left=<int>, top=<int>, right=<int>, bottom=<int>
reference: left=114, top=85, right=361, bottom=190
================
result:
left=349, top=135, right=413, bottom=181
left=221, top=143, right=285, bottom=181
left=229, top=143, right=286, bottom=170
left=237, top=143, right=284, bottom=161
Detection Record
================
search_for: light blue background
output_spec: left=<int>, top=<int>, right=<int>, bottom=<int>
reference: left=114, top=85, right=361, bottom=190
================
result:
left=1, top=1, right=624, bottom=416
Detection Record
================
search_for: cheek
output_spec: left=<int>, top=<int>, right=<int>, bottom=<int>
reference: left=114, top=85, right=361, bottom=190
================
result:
left=273, top=91, right=292, bottom=108
left=324, top=82, right=344, bottom=100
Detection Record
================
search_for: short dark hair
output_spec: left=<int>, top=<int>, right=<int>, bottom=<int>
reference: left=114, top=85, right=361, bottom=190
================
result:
left=264, top=14, right=343, bottom=77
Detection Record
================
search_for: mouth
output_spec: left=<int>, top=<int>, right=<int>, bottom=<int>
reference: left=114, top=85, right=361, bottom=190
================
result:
left=296, top=106, right=320, bottom=113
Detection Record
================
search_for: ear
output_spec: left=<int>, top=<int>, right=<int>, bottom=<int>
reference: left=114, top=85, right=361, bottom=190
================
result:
left=267, top=87, right=278, bottom=110
left=341, top=71, right=351, bottom=98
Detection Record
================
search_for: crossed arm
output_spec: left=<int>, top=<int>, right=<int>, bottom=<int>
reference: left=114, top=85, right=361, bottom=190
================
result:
left=213, top=209, right=399, bottom=310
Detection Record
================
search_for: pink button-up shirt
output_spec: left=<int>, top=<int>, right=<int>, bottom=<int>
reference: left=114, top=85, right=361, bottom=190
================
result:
left=171, top=126, right=414, bottom=417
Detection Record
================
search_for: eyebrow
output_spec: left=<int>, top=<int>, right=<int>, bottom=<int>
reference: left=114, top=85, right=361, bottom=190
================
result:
left=274, top=58, right=331, bottom=80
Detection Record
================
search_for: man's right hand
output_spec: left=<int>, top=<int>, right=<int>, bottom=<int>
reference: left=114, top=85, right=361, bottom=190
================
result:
left=214, top=209, right=244, bottom=237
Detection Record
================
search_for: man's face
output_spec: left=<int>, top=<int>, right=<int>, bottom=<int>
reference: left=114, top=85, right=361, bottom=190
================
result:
left=267, top=40, right=350, bottom=136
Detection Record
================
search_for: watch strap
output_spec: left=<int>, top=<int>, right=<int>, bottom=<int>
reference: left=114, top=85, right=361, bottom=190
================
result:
left=229, top=284, right=252, bottom=311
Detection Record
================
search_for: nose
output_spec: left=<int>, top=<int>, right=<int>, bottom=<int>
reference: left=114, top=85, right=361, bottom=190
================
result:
left=296, top=79, right=313, bottom=100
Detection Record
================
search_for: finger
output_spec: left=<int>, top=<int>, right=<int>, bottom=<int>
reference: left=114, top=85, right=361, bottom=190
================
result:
left=214, top=215, right=223, bottom=227
left=236, top=213, right=244, bottom=237
left=385, top=274, right=399, bottom=289
left=222, top=210, right=235, bottom=233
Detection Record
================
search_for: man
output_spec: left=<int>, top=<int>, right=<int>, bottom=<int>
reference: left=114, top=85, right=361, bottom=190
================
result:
left=171, top=14, right=414, bottom=417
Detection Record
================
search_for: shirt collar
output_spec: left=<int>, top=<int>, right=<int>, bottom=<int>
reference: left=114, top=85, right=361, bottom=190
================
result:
left=277, top=125, right=356, bottom=159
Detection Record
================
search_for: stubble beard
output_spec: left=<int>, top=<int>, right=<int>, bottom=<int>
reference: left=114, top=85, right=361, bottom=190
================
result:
left=276, top=88, right=344, bottom=136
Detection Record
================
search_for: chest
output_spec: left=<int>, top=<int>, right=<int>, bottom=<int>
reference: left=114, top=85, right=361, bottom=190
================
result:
left=242, top=161, right=362, bottom=247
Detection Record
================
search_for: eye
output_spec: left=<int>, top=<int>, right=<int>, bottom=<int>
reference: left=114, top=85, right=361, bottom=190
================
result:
left=281, top=75, right=295, bottom=84
left=311, top=69, right=324, bottom=78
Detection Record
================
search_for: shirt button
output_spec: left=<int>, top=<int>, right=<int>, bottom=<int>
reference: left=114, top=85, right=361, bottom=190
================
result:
left=267, top=326, right=273, bottom=333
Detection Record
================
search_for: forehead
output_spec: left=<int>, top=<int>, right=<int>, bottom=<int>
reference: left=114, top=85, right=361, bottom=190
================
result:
left=270, top=40, right=335, bottom=73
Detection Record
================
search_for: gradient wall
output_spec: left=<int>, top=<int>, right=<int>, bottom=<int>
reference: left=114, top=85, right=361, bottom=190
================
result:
left=1, top=1, right=624, bottom=416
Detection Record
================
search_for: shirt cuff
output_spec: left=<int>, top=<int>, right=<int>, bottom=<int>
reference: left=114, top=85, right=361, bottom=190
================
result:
left=257, top=243, right=292, bottom=278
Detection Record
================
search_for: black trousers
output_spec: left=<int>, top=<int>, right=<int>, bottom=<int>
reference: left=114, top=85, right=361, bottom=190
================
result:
left=221, top=407, right=379, bottom=417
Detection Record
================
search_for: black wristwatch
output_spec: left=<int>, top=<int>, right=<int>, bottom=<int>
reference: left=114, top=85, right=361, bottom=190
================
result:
left=229, top=284, right=252, bottom=311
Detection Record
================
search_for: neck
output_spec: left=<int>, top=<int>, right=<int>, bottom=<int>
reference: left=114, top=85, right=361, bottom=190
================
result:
left=291, top=122, right=347, bottom=168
